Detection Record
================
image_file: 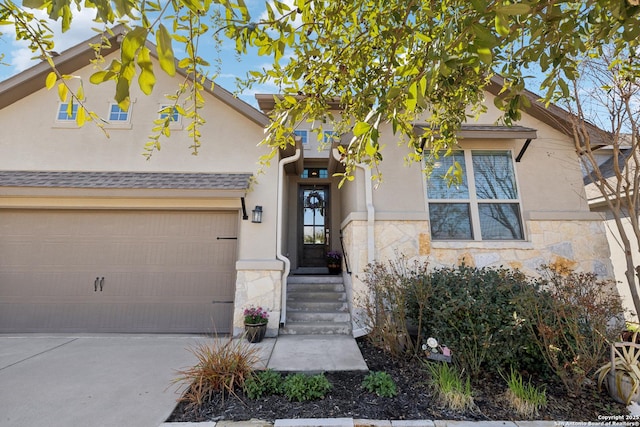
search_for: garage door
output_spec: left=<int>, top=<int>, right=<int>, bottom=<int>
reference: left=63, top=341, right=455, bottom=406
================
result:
left=0, top=210, right=238, bottom=333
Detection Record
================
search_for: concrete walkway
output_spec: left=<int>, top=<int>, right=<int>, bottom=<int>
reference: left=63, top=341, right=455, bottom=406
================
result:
left=0, top=334, right=219, bottom=427
left=266, top=335, right=368, bottom=372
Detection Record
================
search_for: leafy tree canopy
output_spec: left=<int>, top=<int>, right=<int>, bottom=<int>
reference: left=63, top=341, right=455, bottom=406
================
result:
left=1, top=0, right=639, bottom=182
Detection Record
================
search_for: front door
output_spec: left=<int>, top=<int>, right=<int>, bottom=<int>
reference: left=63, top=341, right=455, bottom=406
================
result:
left=299, top=185, right=330, bottom=267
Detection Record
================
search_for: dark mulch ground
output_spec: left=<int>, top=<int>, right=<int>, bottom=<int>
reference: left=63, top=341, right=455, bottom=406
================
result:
left=168, top=338, right=628, bottom=423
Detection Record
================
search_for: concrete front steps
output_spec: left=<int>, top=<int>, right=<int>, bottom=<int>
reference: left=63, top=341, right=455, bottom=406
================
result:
left=280, top=275, right=352, bottom=335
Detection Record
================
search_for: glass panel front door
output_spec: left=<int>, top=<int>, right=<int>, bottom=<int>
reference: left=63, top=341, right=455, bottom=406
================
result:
left=299, top=186, right=329, bottom=267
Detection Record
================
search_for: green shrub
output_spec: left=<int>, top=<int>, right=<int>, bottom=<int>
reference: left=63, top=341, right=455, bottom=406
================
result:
left=522, top=265, right=623, bottom=395
left=282, top=373, right=332, bottom=402
left=503, top=366, right=547, bottom=418
left=361, top=371, right=398, bottom=397
left=174, top=338, right=260, bottom=407
left=426, top=361, right=474, bottom=411
left=244, top=369, right=283, bottom=399
left=407, top=264, right=545, bottom=377
left=359, top=255, right=432, bottom=356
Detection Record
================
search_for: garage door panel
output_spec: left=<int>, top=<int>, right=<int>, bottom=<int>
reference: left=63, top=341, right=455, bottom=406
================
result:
left=0, top=210, right=238, bottom=333
left=0, top=302, right=228, bottom=333
left=97, top=272, right=235, bottom=299
left=0, top=272, right=100, bottom=297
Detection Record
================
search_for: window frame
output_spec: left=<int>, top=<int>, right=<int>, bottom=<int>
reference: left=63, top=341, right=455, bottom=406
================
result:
left=425, top=149, right=525, bottom=242
left=105, top=102, right=133, bottom=128
left=293, top=130, right=309, bottom=145
left=158, top=104, right=183, bottom=129
left=55, top=102, right=79, bottom=122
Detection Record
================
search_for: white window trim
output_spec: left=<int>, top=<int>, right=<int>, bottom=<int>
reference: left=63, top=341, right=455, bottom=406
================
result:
left=293, top=130, right=309, bottom=145
left=425, top=149, right=525, bottom=242
left=158, top=104, right=183, bottom=130
left=53, top=101, right=81, bottom=128
left=105, top=101, right=134, bottom=129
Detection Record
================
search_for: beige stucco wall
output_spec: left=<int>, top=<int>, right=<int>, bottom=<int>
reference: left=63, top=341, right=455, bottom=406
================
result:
left=364, top=94, right=588, bottom=216
left=0, top=52, right=287, bottom=335
left=334, top=92, right=614, bottom=334
left=591, top=207, right=640, bottom=320
left=0, top=52, right=279, bottom=262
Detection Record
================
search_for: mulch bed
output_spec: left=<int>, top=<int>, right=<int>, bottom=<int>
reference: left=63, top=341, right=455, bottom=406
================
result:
left=168, top=337, right=628, bottom=423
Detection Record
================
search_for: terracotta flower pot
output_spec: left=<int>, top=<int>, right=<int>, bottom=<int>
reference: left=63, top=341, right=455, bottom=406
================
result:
left=244, top=322, right=267, bottom=343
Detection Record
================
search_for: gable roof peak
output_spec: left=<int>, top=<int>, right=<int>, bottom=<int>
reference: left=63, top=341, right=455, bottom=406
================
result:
left=0, top=25, right=268, bottom=126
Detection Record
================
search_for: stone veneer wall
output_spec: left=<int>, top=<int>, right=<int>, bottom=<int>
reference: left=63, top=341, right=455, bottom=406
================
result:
left=233, top=261, right=283, bottom=338
left=342, top=218, right=614, bottom=330
left=345, top=219, right=613, bottom=277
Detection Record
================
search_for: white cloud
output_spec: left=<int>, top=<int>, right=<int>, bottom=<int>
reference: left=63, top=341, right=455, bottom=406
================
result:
left=1, top=8, right=107, bottom=76
left=259, top=0, right=301, bottom=24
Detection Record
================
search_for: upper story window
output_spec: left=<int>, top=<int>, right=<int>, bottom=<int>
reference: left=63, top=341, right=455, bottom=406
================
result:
left=108, top=104, right=130, bottom=122
left=157, top=104, right=183, bottom=130
left=159, top=105, right=180, bottom=122
left=426, top=150, right=524, bottom=241
left=294, top=130, right=308, bottom=144
left=56, top=102, right=78, bottom=121
left=323, top=131, right=339, bottom=144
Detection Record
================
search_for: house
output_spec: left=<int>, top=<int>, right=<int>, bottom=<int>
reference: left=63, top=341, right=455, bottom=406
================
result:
left=0, top=27, right=615, bottom=337
left=583, top=142, right=639, bottom=319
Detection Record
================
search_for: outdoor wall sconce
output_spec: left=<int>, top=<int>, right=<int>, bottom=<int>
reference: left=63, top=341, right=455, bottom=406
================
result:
left=252, top=206, right=263, bottom=223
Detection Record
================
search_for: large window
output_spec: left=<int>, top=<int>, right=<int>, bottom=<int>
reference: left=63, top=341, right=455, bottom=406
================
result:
left=427, top=150, right=524, bottom=241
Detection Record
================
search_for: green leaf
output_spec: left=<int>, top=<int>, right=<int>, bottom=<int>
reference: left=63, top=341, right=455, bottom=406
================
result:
left=45, top=72, right=57, bottom=90
left=471, top=23, right=497, bottom=48
left=477, top=47, right=493, bottom=64
left=76, top=106, right=86, bottom=127
left=469, top=0, right=486, bottom=12
left=156, top=24, right=176, bottom=76
left=112, top=0, right=133, bottom=18
left=115, top=76, right=131, bottom=104
left=623, top=24, right=640, bottom=42
left=22, top=0, right=46, bottom=8
left=90, top=70, right=116, bottom=84
left=495, top=14, right=510, bottom=37
left=353, top=122, right=372, bottom=136
left=121, top=26, right=148, bottom=66
left=137, top=46, right=155, bottom=95
left=57, top=82, right=68, bottom=102
left=283, top=95, right=297, bottom=105
left=179, top=0, right=204, bottom=14
left=407, top=81, right=418, bottom=111
left=496, top=4, right=531, bottom=16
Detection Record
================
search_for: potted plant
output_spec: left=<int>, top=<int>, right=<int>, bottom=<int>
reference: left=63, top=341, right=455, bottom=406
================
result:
left=326, top=251, right=342, bottom=275
left=243, top=305, right=269, bottom=343
left=595, top=334, right=640, bottom=404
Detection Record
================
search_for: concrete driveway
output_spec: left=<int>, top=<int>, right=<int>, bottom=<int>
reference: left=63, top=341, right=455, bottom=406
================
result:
left=0, top=334, right=221, bottom=427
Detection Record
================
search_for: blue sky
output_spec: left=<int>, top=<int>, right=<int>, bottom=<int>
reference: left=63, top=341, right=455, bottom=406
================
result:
left=0, top=1, right=276, bottom=107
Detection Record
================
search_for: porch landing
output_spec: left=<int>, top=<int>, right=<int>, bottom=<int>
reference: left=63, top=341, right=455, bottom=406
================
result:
left=263, top=335, right=368, bottom=373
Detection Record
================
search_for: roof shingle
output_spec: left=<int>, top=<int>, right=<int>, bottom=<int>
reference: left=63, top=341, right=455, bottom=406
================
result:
left=0, top=171, right=253, bottom=190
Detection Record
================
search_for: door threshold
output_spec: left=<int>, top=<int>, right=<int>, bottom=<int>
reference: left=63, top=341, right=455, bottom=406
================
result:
left=291, top=267, right=330, bottom=275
